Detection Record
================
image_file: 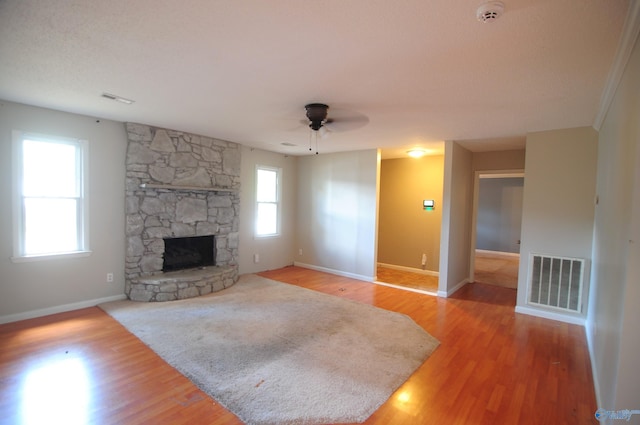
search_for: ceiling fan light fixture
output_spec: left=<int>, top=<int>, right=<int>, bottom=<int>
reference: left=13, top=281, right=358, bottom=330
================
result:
left=407, top=149, right=426, bottom=158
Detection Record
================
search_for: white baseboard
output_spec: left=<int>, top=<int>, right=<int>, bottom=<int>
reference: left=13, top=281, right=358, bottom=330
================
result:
left=377, top=262, right=439, bottom=277
left=293, top=262, right=373, bottom=283
left=514, top=305, right=586, bottom=326
left=475, top=249, right=521, bottom=258
left=0, top=294, right=127, bottom=324
left=437, top=278, right=469, bottom=298
left=372, top=280, right=438, bottom=296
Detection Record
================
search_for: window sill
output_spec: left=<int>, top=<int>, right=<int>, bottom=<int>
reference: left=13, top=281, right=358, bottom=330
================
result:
left=11, top=250, right=93, bottom=263
left=255, top=234, right=281, bottom=240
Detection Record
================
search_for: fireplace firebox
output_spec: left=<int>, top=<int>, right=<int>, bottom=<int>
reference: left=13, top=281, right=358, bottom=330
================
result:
left=163, top=235, right=215, bottom=272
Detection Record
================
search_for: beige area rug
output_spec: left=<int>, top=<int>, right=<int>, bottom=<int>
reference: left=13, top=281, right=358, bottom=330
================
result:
left=100, top=274, right=439, bottom=425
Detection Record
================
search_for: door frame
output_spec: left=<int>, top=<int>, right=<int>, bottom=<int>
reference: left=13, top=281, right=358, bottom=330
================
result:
left=469, top=169, right=524, bottom=283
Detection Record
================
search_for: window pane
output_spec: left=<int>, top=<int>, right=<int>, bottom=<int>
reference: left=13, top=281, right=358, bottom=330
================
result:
left=24, top=198, right=79, bottom=255
left=256, top=202, right=277, bottom=235
left=23, top=139, right=79, bottom=197
left=256, top=169, right=277, bottom=202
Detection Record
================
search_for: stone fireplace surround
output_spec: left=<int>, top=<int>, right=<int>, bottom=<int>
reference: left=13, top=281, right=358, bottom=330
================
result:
left=124, top=123, right=240, bottom=301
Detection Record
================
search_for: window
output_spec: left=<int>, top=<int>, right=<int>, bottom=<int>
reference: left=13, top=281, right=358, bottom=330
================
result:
left=255, top=165, right=281, bottom=237
left=12, top=131, right=89, bottom=260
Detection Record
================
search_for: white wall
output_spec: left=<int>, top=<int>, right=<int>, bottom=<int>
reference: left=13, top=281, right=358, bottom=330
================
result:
left=238, top=146, right=297, bottom=274
left=0, top=101, right=127, bottom=322
left=296, top=150, right=379, bottom=281
left=438, top=141, right=473, bottom=296
left=614, top=133, right=640, bottom=415
left=588, top=28, right=640, bottom=412
left=517, top=127, right=598, bottom=319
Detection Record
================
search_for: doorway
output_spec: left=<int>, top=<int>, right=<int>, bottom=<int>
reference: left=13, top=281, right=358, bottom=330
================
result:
left=470, top=171, right=524, bottom=289
left=375, top=154, right=444, bottom=295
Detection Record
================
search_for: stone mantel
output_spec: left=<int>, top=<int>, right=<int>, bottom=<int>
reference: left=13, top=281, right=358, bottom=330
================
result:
left=139, top=183, right=237, bottom=193
left=124, top=123, right=241, bottom=301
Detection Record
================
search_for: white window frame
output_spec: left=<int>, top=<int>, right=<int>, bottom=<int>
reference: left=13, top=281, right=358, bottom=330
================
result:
left=11, top=130, right=91, bottom=262
left=255, top=165, right=281, bottom=238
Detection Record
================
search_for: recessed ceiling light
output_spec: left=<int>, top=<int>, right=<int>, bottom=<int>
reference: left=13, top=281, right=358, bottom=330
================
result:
left=101, top=92, right=135, bottom=105
left=407, top=149, right=426, bottom=158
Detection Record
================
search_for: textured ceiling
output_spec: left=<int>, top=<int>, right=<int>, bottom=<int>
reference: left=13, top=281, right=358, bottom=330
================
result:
left=0, top=0, right=630, bottom=157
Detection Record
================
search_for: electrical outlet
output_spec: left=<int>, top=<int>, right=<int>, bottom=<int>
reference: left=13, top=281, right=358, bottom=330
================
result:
left=421, top=253, right=427, bottom=266
left=106, top=273, right=114, bottom=283
left=298, top=248, right=303, bottom=256
left=254, top=254, right=260, bottom=263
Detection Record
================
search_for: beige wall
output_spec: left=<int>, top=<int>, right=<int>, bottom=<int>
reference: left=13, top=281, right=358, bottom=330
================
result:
left=377, top=155, right=443, bottom=272
left=439, top=141, right=473, bottom=295
left=517, top=126, right=598, bottom=316
left=472, top=149, right=525, bottom=171
left=296, top=150, right=379, bottom=280
left=588, top=30, right=640, bottom=411
left=238, top=146, right=297, bottom=274
left=0, top=101, right=127, bottom=322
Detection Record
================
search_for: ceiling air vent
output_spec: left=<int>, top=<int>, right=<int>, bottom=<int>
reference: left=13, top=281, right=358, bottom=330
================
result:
left=477, top=1, right=505, bottom=23
left=101, top=92, right=135, bottom=105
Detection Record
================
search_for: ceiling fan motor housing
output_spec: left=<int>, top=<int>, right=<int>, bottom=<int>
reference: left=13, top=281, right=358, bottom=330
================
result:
left=305, top=103, right=329, bottom=130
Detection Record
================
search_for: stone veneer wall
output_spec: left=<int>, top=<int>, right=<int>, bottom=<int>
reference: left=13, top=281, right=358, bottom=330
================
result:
left=124, top=123, right=240, bottom=299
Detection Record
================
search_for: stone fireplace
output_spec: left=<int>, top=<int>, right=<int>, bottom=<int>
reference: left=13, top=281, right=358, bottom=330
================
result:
left=124, top=123, right=240, bottom=301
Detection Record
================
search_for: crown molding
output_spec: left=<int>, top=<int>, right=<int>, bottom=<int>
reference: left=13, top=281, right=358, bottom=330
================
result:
left=593, top=1, right=640, bottom=130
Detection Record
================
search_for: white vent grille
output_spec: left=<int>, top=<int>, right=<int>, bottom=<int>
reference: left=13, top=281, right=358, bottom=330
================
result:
left=527, top=254, right=584, bottom=313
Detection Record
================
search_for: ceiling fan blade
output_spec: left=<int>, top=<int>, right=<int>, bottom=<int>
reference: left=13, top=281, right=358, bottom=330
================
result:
left=324, top=114, right=369, bottom=132
left=286, top=104, right=369, bottom=135
left=319, top=126, right=330, bottom=139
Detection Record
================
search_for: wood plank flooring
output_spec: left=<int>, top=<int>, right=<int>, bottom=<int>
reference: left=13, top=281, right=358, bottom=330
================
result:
left=376, top=266, right=439, bottom=293
left=0, top=266, right=597, bottom=424
left=474, top=250, right=520, bottom=289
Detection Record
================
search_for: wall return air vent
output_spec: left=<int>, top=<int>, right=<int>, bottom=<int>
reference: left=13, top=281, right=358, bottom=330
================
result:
left=527, top=254, right=585, bottom=313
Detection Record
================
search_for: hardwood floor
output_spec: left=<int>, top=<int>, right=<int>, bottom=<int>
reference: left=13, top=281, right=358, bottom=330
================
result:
left=376, top=266, right=439, bottom=293
left=0, top=266, right=597, bottom=424
left=474, top=250, right=520, bottom=289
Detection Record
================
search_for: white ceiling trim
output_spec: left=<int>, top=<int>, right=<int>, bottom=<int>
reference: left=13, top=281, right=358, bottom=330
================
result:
left=594, top=1, right=640, bottom=130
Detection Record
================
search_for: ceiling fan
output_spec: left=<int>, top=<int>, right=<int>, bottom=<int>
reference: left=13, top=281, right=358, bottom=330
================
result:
left=302, top=103, right=369, bottom=153
left=303, top=103, right=368, bottom=132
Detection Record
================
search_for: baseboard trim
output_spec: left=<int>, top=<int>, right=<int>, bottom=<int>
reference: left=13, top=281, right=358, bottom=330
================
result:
left=515, top=305, right=586, bottom=326
left=377, top=262, right=439, bottom=277
left=475, top=249, right=520, bottom=258
left=372, top=280, right=438, bottom=297
left=437, top=278, right=469, bottom=298
left=0, top=294, right=127, bottom=324
left=293, top=262, right=373, bottom=283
